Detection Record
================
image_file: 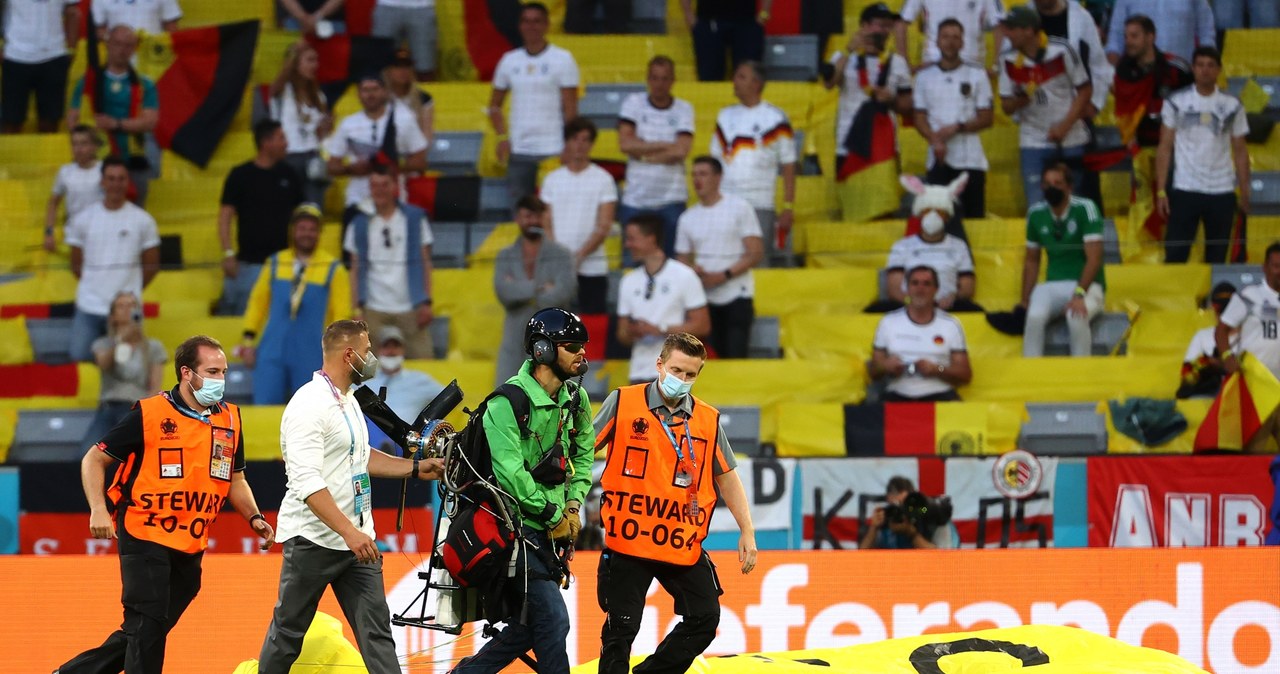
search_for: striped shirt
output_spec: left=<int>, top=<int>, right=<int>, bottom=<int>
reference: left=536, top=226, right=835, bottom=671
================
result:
left=710, top=101, right=797, bottom=210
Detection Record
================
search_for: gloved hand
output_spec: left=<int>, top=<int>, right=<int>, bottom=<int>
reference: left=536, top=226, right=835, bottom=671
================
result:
left=565, top=500, right=582, bottom=540
left=549, top=515, right=574, bottom=542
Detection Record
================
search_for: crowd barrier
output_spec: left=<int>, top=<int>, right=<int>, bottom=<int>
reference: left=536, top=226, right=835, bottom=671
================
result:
left=4, top=548, right=1275, bottom=673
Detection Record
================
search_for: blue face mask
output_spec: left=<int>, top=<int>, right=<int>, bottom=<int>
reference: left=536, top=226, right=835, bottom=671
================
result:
left=189, top=372, right=224, bottom=407
left=659, top=368, right=693, bottom=400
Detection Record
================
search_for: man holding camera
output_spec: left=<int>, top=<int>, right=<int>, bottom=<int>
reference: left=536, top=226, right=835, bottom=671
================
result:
left=859, top=476, right=955, bottom=549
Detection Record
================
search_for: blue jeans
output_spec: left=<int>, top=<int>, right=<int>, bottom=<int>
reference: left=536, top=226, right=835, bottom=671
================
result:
left=452, top=531, right=570, bottom=674
left=1215, top=0, right=1279, bottom=29
left=1019, top=145, right=1085, bottom=207
left=69, top=309, right=108, bottom=362
left=617, top=201, right=686, bottom=265
left=217, top=262, right=263, bottom=316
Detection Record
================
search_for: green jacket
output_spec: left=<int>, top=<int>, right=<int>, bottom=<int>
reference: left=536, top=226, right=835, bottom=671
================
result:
left=482, top=360, right=595, bottom=529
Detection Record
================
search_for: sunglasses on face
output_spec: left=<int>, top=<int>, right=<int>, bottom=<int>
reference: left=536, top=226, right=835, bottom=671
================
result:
left=558, top=342, right=585, bottom=354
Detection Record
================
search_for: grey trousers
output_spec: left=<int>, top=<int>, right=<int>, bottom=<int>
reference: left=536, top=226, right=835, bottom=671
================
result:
left=1023, top=280, right=1104, bottom=357
left=258, top=537, right=401, bottom=674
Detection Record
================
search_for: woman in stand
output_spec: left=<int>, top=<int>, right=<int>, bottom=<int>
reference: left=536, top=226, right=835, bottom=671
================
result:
left=269, top=41, right=332, bottom=205
left=82, top=292, right=166, bottom=447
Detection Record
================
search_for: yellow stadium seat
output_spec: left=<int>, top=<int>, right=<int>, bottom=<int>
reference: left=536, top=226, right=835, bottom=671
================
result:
left=755, top=267, right=880, bottom=315
left=1126, top=309, right=1215, bottom=358
left=142, top=269, right=223, bottom=307
left=1105, top=264, right=1209, bottom=312
left=0, top=134, right=66, bottom=180
left=963, top=354, right=1182, bottom=402
left=693, top=358, right=866, bottom=442
left=147, top=316, right=246, bottom=357
left=181, top=0, right=274, bottom=29
left=239, top=405, right=284, bottom=460
left=147, top=178, right=224, bottom=224
left=1223, top=28, right=1280, bottom=76
left=1103, top=397, right=1212, bottom=455
left=1247, top=216, right=1280, bottom=262
left=0, top=270, right=77, bottom=305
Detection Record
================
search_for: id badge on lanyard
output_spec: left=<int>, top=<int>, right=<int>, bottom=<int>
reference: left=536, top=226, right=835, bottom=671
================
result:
left=663, top=419, right=700, bottom=517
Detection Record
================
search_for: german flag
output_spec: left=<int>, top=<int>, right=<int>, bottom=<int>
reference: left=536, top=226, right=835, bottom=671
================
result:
left=844, top=402, right=989, bottom=456
left=404, top=175, right=482, bottom=222
left=1193, top=352, right=1280, bottom=452
left=306, top=33, right=396, bottom=103
left=464, top=0, right=523, bottom=81
left=837, top=98, right=899, bottom=223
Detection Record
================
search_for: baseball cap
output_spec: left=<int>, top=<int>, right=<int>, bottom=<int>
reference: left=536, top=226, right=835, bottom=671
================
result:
left=1208, top=282, right=1237, bottom=311
left=1001, top=6, right=1042, bottom=30
left=860, top=3, right=901, bottom=22
left=378, top=325, right=406, bottom=346
left=290, top=202, right=323, bottom=223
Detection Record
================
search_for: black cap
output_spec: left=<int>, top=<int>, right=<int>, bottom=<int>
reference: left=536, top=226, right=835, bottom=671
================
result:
left=1209, top=281, right=1237, bottom=310
left=1001, top=6, right=1042, bottom=30
left=860, top=2, right=900, bottom=23
left=524, top=307, right=588, bottom=355
left=391, top=48, right=414, bottom=67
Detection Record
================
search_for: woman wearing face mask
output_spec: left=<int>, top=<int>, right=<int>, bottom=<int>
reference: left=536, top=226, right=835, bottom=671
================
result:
left=82, top=292, right=167, bottom=448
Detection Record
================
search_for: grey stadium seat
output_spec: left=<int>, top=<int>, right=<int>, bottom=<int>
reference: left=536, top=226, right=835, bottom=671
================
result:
left=431, top=221, right=469, bottom=268
left=1249, top=173, right=1280, bottom=215
left=224, top=367, right=254, bottom=405
left=579, top=83, right=646, bottom=130
left=630, top=0, right=667, bottom=33
left=1044, top=312, right=1131, bottom=356
left=429, top=132, right=483, bottom=176
left=747, top=315, right=782, bottom=359
left=764, top=35, right=819, bottom=82
left=719, top=405, right=763, bottom=457
left=1212, top=263, right=1263, bottom=293
left=429, top=315, right=450, bottom=359
left=1102, top=218, right=1122, bottom=264
left=27, top=318, right=72, bottom=365
left=479, top=177, right=511, bottom=222
left=9, top=409, right=97, bottom=462
left=1018, top=402, right=1108, bottom=455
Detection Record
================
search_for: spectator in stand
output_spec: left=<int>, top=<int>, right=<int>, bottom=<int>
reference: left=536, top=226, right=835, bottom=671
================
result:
left=241, top=203, right=350, bottom=404
left=83, top=291, right=166, bottom=448
left=1106, top=0, right=1215, bottom=65
left=493, top=194, right=577, bottom=386
left=873, top=175, right=980, bottom=313
left=679, top=0, right=772, bottom=81
left=540, top=117, right=617, bottom=315
left=1156, top=46, right=1250, bottom=264
left=268, top=41, right=332, bottom=205
left=869, top=266, right=972, bottom=402
left=1217, top=244, right=1280, bottom=451
left=1214, top=0, right=1278, bottom=33
left=280, top=0, right=346, bottom=35
left=66, top=156, right=161, bottom=362
left=67, top=26, right=160, bottom=205
left=998, top=7, right=1093, bottom=207
left=712, top=61, right=796, bottom=264
left=1, top=0, right=79, bottom=134
left=617, top=55, right=695, bottom=259
left=1177, top=281, right=1236, bottom=399
left=92, top=0, right=181, bottom=37
left=616, top=213, right=710, bottom=384
left=894, top=0, right=1004, bottom=68
left=1033, top=0, right=1112, bottom=119
left=912, top=19, right=994, bottom=218
left=372, top=0, right=437, bottom=81
left=565, top=0, right=629, bottom=33
left=385, top=48, right=433, bottom=143
left=675, top=156, right=763, bottom=359
left=345, top=165, right=435, bottom=359
left=218, top=119, right=306, bottom=316
left=326, top=72, right=428, bottom=227
left=1020, top=163, right=1106, bottom=358
left=489, top=2, right=580, bottom=212
left=45, top=125, right=103, bottom=252
left=364, top=325, right=444, bottom=453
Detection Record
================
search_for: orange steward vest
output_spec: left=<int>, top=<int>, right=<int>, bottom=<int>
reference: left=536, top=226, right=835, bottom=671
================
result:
left=108, top=393, right=240, bottom=553
left=599, top=384, right=720, bottom=565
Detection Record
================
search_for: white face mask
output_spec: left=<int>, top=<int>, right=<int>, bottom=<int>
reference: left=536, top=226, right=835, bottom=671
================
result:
left=921, top=211, right=946, bottom=236
left=379, top=354, right=404, bottom=373
left=114, top=342, right=133, bottom=364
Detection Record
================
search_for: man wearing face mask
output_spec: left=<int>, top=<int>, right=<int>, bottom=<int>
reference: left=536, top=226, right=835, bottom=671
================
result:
left=1021, top=162, right=1107, bottom=358
left=363, top=325, right=445, bottom=453
left=591, top=332, right=757, bottom=674
left=493, top=194, right=577, bottom=387
left=874, top=179, right=980, bottom=313
left=259, top=319, right=444, bottom=674
left=57, top=335, right=275, bottom=674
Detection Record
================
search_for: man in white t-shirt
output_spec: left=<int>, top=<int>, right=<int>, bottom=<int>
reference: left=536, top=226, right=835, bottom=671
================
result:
left=540, top=117, right=617, bottom=314
left=45, top=125, right=104, bottom=251
left=895, top=0, right=1004, bottom=67
left=343, top=165, right=435, bottom=359
left=325, top=73, right=429, bottom=226
left=617, top=55, right=695, bottom=259
left=675, top=156, right=763, bottom=359
left=869, top=266, right=972, bottom=401
left=616, top=213, right=710, bottom=384
left=997, top=6, right=1093, bottom=207
left=1217, top=244, right=1280, bottom=451
left=65, top=156, right=161, bottom=362
left=2, top=0, right=79, bottom=134
left=711, top=61, right=796, bottom=264
left=92, top=0, right=182, bottom=37
left=913, top=20, right=994, bottom=218
left=489, top=2, right=580, bottom=213
left=1155, top=46, right=1250, bottom=264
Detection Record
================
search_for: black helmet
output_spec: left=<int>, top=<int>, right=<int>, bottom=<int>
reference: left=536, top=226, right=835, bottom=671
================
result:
left=525, top=308, right=588, bottom=363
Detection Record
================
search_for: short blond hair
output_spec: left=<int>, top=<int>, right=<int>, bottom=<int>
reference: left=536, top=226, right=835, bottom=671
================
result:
left=659, top=333, right=707, bottom=361
left=322, top=319, right=368, bottom=353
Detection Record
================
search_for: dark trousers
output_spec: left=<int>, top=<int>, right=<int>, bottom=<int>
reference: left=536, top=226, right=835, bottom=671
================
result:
left=578, top=273, right=609, bottom=315
left=1164, top=189, right=1237, bottom=263
left=564, top=0, right=632, bottom=33
left=58, top=530, right=203, bottom=674
left=258, top=538, right=401, bottom=674
left=597, top=549, right=723, bottom=674
left=709, top=297, right=754, bottom=359
left=925, top=163, right=987, bottom=219
left=692, top=18, right=763, bottom=81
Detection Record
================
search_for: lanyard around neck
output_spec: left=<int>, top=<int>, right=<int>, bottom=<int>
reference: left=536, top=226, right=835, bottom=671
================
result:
left=660, top=417, right=694, bottom=467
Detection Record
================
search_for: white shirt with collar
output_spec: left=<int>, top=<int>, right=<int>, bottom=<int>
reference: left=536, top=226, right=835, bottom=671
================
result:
left=1162, top=86, right=1249, bottom=195
left=276, top=371, right=376, bottom=550
left=1220, top=282, right=1280, bottom=378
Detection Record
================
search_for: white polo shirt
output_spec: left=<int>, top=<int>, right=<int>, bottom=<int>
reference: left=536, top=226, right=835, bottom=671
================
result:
left=900, top=0, right=1004, bottom=64
left=342, top=207, right=434, bottom=313
left=276, top=372, right=377, bottom=550
left=711, top=101, right=797, bottom=210
left=617, top=259, right=707, bottom=382
left=913, top=62, right=993, bottom=171
left=92, top=0, right=183, bottom=34
left=675, top=193, right=762, bottom=306
left=1162, top=87, right=1249, bottom=195
left=64, top=201, right=160, bottom=315
left=885, top=234, right=976, bottom=301
left=3, top=0, right=79, bottom=64
left=997, top=39, right=1092, bottom=149
left=873, top=308, right=967, bottom=399
left=830, top=51, right=912, bottom=149
left=52, top=161, right=104, bottom=223
left=493, top=44, right=580, bottom=156
left=618, top=93, right=695, bottom=208
left=325, top=103, right=429, bottom=206
left=541, top=162, right=617, bottom=277
left=1220, top=282, right=1280, bottom=378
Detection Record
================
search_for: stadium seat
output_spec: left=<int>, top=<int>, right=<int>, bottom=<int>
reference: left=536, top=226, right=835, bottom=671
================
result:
left=630, top=0, right=667, bottom=33
left=9, top=409, right=96, bottom=462
left=1227, top=76, right=1280, bottom=113
left=1043, top=312, right=1131, bottom=356
left=431, top=222, right=469, bottom=268
left=224, top=367, right=254, bottom=406
left=1102, top=218, right=1122, bottom=264
left=428, top=132, right=484, bottom=176
left=1018, top=402, right=1108, bottom=456
left=747, top=315, right=782, bottom=359
left=719, top=405, right=764, bottom=456
left=579, top=83, right=646, bottom=130
left=1250, top=172, right=1280, bottom=215
left=1211, top=263, right=1263, bottom=293
left=478, top=177, right=511, bottom=222
left=26, top=318, right=72, bottom=365
left=429, top=315, right=450, bottom=359
left=764, top=35, right=820, bottom=82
